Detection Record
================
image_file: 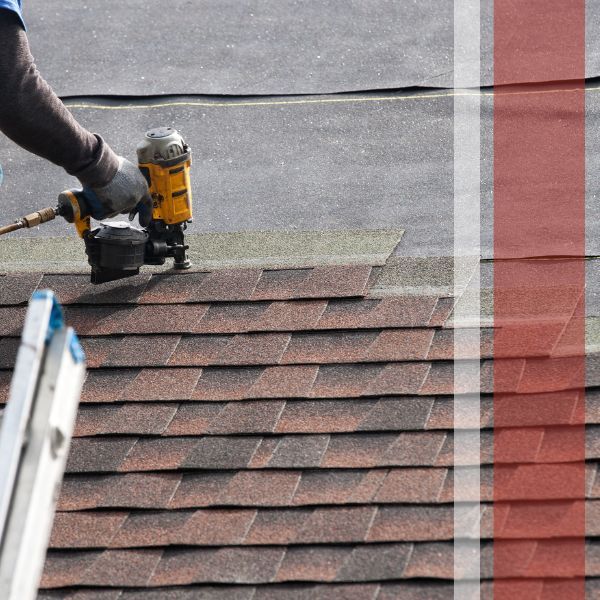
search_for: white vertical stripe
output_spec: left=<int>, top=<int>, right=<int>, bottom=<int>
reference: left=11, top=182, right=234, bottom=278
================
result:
left=454, top=1, right=481, bottom=599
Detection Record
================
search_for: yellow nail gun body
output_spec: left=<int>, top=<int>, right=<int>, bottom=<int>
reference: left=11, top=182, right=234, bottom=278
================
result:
left=57, top=127, right=193, bottom=283
left=137, top=127, right=193, bottom=226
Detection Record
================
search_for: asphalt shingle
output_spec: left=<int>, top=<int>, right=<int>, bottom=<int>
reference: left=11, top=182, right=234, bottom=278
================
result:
left=0, top=267, right=594, bottom=594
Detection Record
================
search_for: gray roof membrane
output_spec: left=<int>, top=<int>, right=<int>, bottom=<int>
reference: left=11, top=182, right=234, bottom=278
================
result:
left=24, top=0, right=600, bottom=97
left=1, top=87, right=599, bottom=258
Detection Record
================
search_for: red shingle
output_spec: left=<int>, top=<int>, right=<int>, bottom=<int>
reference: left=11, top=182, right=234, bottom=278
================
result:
left=0, top=337, right=19, bottom=369
left=41, top=542, right=472, bottom=587
left=167, top=335, right=236, bottom=365
left=205, top=400, right=286, bottom=435
left=275, top=546, right=352, bottom=581
left=275, top=399, right=376, bottom=433
left=81, top=370, right=140, bottom=403
left=480, top=359, right=525, bottom=394
left=67, top=437, right=138, bottom=472
left=490, top=539, right=587, bottom=579
left=122, top=368, right=202, bottom=401
left=138, top=272, right=210, bottom=303
left=291, top=470, right=387, bottom=505
left=58, top=473, right=181, bottom=510
left=403, top=542, right=453, bottom=579
left=316, top=297, right=438, bottom=329
left=298, top=266, right=372, bottom=299
left=50, top=512, right=128, bottom=548
left=62, top=305, right=136, bottom=335
left=367, top=506, right=453, bottom=542
left=517, top=356, right=586, bottom=393
left=170, top=333, right=291, bottom=367
left=282, top=331, right=380, bottom=364
left=495, top=321, right=566, bottom=358
left=40, top=551, right=103, bottom=588
left=74, top=403, right=177, bottom=436
left=0, top=306, right=26, bottom=335
left=170, top=471, right=300, bottom=508
left=335, top=543, right=414, bottom=581
left=194, top=302, right=270, bottom=333
left=39, top=589, right=123, bottom=599
left=366, top=329, right=434, bottom=361
left=365, top=363, right=430, bottom=396
left=494, top=500, right=586, bottom=539
left=427, top=297, right=454, bottom=327
left=192, top=367, right=263, bottom=400
left=357, top=397, right=435, bottom=431
left=282, top=329, right=434, bottom=364
left=82, top=336, right=181, bottom=368
left=375, top=468, right=448, bottom=503
left=0, top=371, right=11, bottom=404
left=244, top=509, right=318, bottom=545
left=162, top=402, right=228, bottom=435
left=42, top=549, right=162, bottom=588
left=0, top=274, right=42, bottom=305
left=250, top=365, right=319, bottom=398
left=120, top=438, right=200, bottom=471
left=251, top=266, right=371, bottom=300
left=40, top=274, right=151, bottom=305
left=122, top=304, right=209, bottom=335
left=257, top=300, right=328, bottom=331
left=494, top=463, right=588, bottom=501
left=493, top=390, right=583, bottom=428
left=418, top=362, right=454, bottom=396
left=311, top=364, right=385, bottom=397
left=251, top=269, right=314, bottom=301
left=253, top=584, right=380, bottom=600
left=112, top=509, right=256, bottom=548
left=293, top=506, right=377, bottom=544
left=149, top=547, right=286, bottom=585
left=193, top=300, right=328, bottom=334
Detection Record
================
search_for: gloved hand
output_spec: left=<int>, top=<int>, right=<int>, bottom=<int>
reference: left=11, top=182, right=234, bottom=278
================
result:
left=82, top=157, right=153, bottom=227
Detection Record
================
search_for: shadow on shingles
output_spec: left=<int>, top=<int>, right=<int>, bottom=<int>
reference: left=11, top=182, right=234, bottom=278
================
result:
left=73, top=277, right=151, bottom=305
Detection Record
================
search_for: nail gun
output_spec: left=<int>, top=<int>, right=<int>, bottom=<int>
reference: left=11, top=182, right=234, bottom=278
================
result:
left=0, top=127, right=193, bottom=284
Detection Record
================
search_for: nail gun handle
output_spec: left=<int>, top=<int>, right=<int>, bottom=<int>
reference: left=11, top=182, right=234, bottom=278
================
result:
left=57, top=190, right=92, bottom=238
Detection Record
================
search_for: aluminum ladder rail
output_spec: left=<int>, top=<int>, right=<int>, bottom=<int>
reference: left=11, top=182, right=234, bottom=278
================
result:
left=0, top=290, right=86, bottom=600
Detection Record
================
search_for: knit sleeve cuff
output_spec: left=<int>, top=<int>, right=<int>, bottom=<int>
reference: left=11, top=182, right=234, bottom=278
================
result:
left=72, top=134, right=119, bottom=188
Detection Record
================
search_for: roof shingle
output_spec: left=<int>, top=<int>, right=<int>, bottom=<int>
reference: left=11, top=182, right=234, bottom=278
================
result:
left=0, top=266, right=595, bottom=594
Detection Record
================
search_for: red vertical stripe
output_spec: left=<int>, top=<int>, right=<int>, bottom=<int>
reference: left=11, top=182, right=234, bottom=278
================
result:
left=494, top=1, right=586, bottom=598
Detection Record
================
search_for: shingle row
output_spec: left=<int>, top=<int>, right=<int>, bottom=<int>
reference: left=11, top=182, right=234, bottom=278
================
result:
left=49, top=500, right=600, bottom=549
left=0, top=267, right=372, bottom=307
left=71, top=389, right=597, bottom=437
left=35, top=582, right=450, bottom=600
left=0, top=323, right=588, bottom=366
left=41, top=540, right=600, bottom=588
left=57, top=463, right=600, bottom=510
left=1, top=361, right=594, bottom=404
left=0, top=295, right=451, bottom=336
left=67, top=359, right=595, bottom=403
left=64, top=426, right=599, bottom=473
left=33, top=579, right=600, bottom=600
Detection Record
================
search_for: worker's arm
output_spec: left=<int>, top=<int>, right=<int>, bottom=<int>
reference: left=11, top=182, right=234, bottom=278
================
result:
left=0, top=10, right=117, bottom=186
left=0, top=9, right=151, bottom=222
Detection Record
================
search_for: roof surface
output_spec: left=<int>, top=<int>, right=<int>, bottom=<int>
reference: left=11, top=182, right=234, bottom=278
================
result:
left=0, top=265, right=598, bottom=598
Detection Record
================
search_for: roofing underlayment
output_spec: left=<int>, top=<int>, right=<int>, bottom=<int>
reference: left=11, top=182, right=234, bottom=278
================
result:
left=0, top=261, right=598, bottom=597
left=23, top=0, right=600, bottom=95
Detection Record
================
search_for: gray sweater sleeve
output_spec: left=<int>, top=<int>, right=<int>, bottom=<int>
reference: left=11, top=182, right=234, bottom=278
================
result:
left=0, top=9, right=119, bottom=187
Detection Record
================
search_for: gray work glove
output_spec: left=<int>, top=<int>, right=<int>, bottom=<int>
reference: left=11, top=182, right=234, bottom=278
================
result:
left=83, top=157, right=153, bottom=227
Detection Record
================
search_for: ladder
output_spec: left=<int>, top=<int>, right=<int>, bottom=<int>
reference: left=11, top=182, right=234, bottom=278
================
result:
left=0, top=290, right=86, bottom=600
